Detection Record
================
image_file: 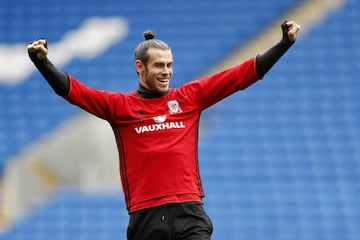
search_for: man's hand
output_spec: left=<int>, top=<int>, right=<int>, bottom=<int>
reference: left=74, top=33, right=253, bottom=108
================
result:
left=282, top=21, right=301, bottom=43
left=27, top=39, right=48, bottom=60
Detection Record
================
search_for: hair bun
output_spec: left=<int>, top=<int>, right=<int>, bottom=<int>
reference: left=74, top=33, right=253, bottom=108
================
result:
left=143, top=30, right=155, bottom=40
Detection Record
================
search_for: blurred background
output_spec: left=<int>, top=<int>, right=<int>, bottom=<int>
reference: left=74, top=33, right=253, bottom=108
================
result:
left=0, top=0, right=359, bottom=239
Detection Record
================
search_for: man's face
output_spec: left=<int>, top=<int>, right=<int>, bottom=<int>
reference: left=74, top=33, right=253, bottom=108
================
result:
left=137, top=48, right=173, bottom=94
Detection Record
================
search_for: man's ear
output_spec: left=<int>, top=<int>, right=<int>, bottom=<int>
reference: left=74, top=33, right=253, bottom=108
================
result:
left=135, top=60, right=145, bottom=74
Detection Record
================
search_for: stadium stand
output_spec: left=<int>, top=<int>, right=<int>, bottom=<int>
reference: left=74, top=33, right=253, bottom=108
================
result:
left=0, top=0, right=301, bottom=171
left=1, top=0, right=359, bottom=239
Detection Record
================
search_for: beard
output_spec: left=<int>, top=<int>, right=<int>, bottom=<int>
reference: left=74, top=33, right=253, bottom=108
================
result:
left=144, top=71, right=169, bottom=94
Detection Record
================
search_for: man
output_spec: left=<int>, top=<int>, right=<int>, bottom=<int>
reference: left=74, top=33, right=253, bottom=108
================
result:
left=28, top=21, right=300, bottom=240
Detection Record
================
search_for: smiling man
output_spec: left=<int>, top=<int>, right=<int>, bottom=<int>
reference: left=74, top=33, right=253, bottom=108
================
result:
left=135, top=33, right=174, bottom=94
left=27, top=21, right=300, bottom=240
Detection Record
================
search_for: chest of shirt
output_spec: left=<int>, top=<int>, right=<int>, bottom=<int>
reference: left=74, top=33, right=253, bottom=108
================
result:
left=111, top=94, right=200, bottom=138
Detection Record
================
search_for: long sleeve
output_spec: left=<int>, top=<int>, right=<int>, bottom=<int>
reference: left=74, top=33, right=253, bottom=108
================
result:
left=28, top=52, right=70, bottom=96
left=256, top=22, right=295, bottom=77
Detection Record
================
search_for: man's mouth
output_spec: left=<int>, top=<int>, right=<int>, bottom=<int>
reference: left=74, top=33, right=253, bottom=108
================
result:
left=158, top=78, right=169, bottom=84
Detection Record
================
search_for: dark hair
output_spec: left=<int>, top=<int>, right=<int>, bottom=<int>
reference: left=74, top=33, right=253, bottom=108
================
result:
left=134, top=30, right=170, bottom=65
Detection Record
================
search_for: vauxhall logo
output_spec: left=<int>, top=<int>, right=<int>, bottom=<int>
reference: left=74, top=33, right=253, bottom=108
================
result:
left=135, top=115, right=185, bottom=134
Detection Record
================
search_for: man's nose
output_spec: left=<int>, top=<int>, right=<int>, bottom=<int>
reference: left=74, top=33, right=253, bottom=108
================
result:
left=162, top=67, right=171, bottom=74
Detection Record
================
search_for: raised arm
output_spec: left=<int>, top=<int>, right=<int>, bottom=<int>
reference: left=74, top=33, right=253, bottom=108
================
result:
left=256, top=21, right=301, bottom=77
left=27, top=39, right=70, bottom=96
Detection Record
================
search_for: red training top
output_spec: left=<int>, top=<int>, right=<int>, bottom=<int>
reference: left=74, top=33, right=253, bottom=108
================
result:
left=64, top=57, right=260, bottom=213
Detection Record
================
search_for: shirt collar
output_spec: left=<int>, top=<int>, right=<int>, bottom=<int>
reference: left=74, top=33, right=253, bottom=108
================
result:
left=137, top=84, right=168, bottom=98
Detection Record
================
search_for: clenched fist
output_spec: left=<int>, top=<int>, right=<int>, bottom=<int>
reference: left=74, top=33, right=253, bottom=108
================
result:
left=27, top=39, right=48, bottom=60
left=283, top=21, right=301, bottom=42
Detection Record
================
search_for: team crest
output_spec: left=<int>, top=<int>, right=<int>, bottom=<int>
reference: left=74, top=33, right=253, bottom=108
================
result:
left=167, top=100, right=182, bottom=114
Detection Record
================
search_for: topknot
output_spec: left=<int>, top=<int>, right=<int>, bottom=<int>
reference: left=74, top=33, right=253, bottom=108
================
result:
left=143, top=30, right=155, bottom=40
left=134, top=31, right=170, bottom=66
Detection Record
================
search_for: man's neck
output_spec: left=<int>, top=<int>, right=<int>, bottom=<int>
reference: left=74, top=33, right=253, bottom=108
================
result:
left=137, top=84, right=167, bottom=98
